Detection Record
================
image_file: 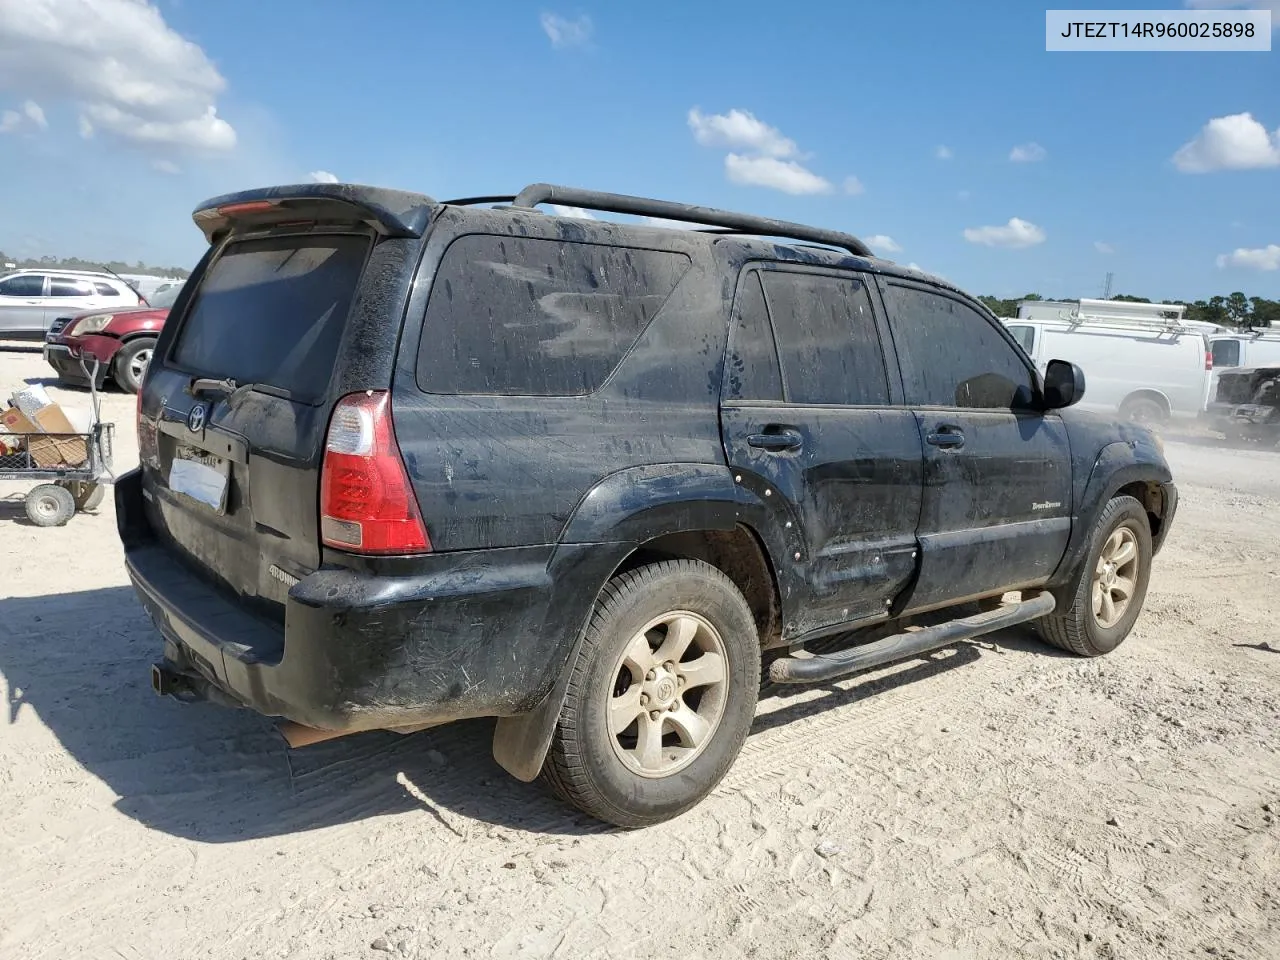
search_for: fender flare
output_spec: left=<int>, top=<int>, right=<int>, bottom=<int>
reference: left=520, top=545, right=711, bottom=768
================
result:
left=491, top=462, right=772, bottom=781
left=1047, top=439, right=1172, bottom=588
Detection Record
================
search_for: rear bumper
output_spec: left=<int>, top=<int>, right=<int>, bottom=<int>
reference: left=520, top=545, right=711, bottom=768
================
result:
left=117, top=469, right=593, bottom=732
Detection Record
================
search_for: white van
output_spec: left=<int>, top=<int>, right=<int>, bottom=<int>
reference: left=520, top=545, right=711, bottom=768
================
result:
left=1003, top=309, right=1210, bottom=425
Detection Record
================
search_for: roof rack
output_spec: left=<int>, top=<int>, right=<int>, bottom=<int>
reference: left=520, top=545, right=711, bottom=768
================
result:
left=509, top=183, right=874, bottom=258
left=1058, top=307, right=1195, bottom=337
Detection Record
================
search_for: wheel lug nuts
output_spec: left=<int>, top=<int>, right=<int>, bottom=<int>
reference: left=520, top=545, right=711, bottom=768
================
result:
left=649, top=711, right=661, bottom=721
left=640, top=693, right=649, bottom=706
left=677, top=675, right=686, bottom=686
left=646, top=670, right=656, bottom=681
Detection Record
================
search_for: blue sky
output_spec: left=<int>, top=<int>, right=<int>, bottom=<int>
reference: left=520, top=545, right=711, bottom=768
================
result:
left=0, top=0, right=1277, bottom=300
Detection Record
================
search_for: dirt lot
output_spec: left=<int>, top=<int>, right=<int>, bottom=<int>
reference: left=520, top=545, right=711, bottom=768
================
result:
left=2, top=344, right=1277, bottom=960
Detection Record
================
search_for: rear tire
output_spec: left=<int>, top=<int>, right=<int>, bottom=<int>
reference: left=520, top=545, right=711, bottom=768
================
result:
left=541, top=559, right=760, bottom=828
left=113, top=338, right=156, bottom=394
left=1120, top=396, right=1166, bottom=426
left=1038, top=495, right=1152, bottom=657
left=25, top=484, right=76, bottom=527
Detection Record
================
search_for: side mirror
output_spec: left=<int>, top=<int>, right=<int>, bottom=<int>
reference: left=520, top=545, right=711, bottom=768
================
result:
left=1043, top=359, right=1085, bottom=409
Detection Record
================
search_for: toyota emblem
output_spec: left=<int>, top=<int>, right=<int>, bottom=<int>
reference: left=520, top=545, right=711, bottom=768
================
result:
left=187, top=403, right=207, bottom=433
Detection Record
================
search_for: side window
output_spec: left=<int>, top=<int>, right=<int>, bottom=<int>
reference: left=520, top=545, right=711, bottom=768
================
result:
left=885, top=283, right=1036, bottom=410
left=723, top=271, right=782, bottom=402
left=94, top=282, right=118, bottom=296
left=417, top=235, right=690, bottom=396
left=1211, top=339, right=1241, bottom=368
left=1007, top=324, right=1036, bottom=356
left=759, top=270, right=890, bottom=406
left=49, top=278, right=94, bottom=297
left=0, top=275, right=45, bottom=297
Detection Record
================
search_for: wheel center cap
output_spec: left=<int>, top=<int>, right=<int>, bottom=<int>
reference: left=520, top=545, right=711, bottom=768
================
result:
left=653, top=677, right=676, bottom=705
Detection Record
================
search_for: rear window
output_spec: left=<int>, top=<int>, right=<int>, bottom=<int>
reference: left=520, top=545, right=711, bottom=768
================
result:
left=49, top=278, right=95, bottom=297
left=170, top=234, right=370, bottom=403
left=416, top=234, right=690, bottom=396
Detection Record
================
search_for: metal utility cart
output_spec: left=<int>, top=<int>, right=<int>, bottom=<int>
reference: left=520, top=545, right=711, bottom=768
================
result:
left=0, top=358, right=115, bottom=527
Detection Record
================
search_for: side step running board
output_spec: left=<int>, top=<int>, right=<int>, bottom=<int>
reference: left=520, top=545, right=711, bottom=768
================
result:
left=768, top=590, right=1056, bottom=684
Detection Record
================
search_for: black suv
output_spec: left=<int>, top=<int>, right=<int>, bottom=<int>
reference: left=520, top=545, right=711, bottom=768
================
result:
left=118, top=182, right=1178, bottom=827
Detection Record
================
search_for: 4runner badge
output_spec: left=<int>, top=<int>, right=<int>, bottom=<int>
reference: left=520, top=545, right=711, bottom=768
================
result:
left=1032, top=500, right=1063, bottom=511
left=187, top=403, right=207, bottom=433
left=269, top=565, right=300, bottom=588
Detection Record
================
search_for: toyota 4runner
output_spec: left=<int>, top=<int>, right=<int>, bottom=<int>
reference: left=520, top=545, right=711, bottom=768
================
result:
left=118, top=182, right=1178, bottom=827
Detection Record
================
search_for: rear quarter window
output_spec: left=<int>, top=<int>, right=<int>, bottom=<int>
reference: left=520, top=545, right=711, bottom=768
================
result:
left=416, top=234, right=691, bottom=396
left=168, top=233, right=371, bottom=404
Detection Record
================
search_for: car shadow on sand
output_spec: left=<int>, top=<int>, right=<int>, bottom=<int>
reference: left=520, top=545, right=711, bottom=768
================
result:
left=0, top=585, right=1051, bottom=843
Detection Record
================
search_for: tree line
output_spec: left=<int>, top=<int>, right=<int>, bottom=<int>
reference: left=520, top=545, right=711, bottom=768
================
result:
left=978, top=292, right=1280, bottom=329
left=1, top=252, right=191, bottom=279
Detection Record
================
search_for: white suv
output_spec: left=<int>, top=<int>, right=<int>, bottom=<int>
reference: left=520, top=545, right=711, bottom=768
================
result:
left=0, top=270, right=144, bottom=341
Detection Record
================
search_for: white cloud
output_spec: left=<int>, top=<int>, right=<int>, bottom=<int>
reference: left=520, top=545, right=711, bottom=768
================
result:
left=0, top=0, right=236, bottom=153
left=842, top=175, right=865, bottom=196
left=963, top=218, right=1047, bottom=249
left=1172, top=112, right=1280, bottom=172
left=540, top=12, right=592, bottom=48
left=152, top=158, right=180, bottom=174
left=935, top=145, right=953, bottom=160
left=687, top=107, right=797, bottom=158
left=1009, top=142, right=1047, bottom=163
left=0, top=99, right=48, bottom=134
left=309, top=170, right=340, bottom=184
left=1216, top=244, right=1280, bottom=270
left=690, top=106, right=840, bottom=196
left=724, top=154, right=832, bottom=195
left=1184, top=1, right=1280, bottom=28
left=549, top=205, right=596, bottom=219
left=1094, top=240, right=1114, bottom=254
left=23, top=99, right=47, bottom=129
left=866, top=234, right=902, bottom=254
left=77, top=114, right=93, bottom=138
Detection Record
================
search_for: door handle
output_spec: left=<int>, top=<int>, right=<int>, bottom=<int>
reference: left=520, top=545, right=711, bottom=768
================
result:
left=926, top=424, right=966, bottom=449
left=747, top=430, right=803, bottom=451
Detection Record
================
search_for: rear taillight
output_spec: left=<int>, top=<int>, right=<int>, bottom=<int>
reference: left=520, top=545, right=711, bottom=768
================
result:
left=1205, top=350, right=1213, bottom=371
left=320, top=391, right=430, bottom=554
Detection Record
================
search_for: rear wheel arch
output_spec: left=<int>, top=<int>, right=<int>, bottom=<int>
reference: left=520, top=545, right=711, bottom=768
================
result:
left=608, top=523, right=784, bottom=649
left=1119, top=389, right=1170, bottom=423
left=491, top=520, right=786, bottom=784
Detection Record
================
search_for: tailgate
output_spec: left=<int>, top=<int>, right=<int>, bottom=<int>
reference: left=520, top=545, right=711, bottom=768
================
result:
left=139, top=231, right=373, bottom=618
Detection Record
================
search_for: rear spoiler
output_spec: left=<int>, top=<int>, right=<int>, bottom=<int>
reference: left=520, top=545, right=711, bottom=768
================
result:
left=192, top=183, right=437, bottom=242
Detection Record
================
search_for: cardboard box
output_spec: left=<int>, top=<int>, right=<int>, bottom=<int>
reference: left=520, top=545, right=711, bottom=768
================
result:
left=0, top=402, right=88, bottom=468
left=0, top=405, right=37, bottom=435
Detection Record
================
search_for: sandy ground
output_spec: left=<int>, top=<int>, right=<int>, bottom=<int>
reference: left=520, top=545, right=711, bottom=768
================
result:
left=1, top=343, right=1277, bottom=960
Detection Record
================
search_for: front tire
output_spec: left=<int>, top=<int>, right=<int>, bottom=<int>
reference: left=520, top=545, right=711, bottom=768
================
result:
left=1039, top=495, right=1152, bottom=657
left=541, top=559, right=761, bottom=828
left=113, top=338, right=156, bottom=394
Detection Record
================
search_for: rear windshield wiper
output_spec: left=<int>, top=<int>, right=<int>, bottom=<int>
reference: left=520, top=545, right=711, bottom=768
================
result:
left=188, top=376, right=293, bottom=402
left=189, top=377, right=239, bottom=398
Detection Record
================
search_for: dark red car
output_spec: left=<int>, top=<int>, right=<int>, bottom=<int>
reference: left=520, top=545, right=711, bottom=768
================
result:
left=44, top=285, right=180, bottom=393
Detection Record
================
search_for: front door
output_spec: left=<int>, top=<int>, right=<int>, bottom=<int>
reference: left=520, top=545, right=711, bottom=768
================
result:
left=877, top=278, right=1072, bottom=612
left=719, top=264, right=923, bottom=640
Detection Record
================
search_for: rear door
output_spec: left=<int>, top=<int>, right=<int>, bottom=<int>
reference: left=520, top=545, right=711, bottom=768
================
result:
left=878, top=278, right=1072, bottom=612
left=719, top=264, right=923, bottom=638
left=139, top=229, right=375, bottom=616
